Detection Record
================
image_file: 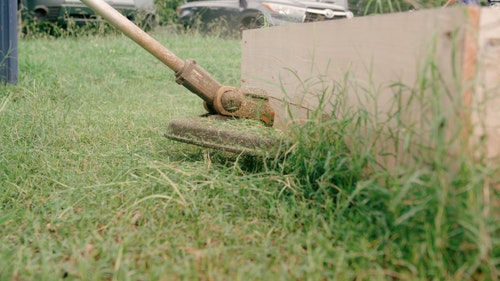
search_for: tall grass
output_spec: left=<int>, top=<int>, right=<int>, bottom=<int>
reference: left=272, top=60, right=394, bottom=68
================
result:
left=274, top=30, right=500, bottom=280
left=1, top=26, right=498, bottom=280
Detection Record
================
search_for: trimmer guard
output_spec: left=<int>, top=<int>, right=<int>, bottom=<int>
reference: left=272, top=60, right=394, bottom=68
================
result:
left=165, top=115, right=285, bottom=155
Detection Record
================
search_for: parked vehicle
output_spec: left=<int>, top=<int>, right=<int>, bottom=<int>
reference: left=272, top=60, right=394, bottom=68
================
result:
left=19, top=0, right=157, bottom=29
left=178, top=0, right=353, bottom=31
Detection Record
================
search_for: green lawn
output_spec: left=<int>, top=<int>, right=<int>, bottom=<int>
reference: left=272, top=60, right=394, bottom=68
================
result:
left=1, top=28, right=498, bottom=280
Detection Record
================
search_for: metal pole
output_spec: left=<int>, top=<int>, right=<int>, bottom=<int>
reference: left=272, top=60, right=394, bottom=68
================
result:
left=0, top=0, right=18, bottom=85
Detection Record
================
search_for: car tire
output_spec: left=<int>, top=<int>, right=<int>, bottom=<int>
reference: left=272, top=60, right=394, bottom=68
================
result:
left=239, top=12, right=264, bottom=30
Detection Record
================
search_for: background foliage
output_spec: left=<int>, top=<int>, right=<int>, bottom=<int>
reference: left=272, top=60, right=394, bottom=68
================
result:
left=18, top=0, right=454, bottom=35
left=154, top=0, right=185, bottom=25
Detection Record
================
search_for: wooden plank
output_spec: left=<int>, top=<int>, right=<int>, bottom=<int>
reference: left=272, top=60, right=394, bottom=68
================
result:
left=242, top=8, right=469, bottom=126
left=473, top=9, right=500, bottom=216
left=241, top=7, right=499, bottom=167
left=473, top=9, right=500, bottom=160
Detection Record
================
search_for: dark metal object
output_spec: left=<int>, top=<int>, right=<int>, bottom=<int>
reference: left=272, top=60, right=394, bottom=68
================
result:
left=80, top=0, right=274, bottom=126
left=0, top=0, right=18, bottom=85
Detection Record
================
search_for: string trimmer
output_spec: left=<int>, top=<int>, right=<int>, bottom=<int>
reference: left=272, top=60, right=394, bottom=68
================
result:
left=80, top=0, right=284, bottom=155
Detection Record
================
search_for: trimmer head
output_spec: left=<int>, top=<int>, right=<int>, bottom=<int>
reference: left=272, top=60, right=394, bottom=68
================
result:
left=165, top=114, right=285, bottom=155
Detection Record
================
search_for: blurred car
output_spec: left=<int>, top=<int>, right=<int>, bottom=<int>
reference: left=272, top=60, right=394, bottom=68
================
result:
left=19, top=0, right=157, bottom=29
left=177, top=0, right=353, bottom=31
